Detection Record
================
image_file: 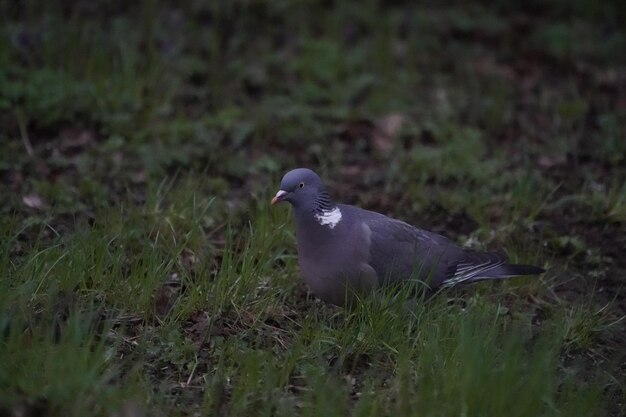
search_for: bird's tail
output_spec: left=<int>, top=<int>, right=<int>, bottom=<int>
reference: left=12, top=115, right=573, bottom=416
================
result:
left=470, top=263, right=545, bottom=282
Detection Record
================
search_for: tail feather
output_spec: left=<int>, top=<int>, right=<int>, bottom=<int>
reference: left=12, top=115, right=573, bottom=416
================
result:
left=441, top=253, right=545, bottom=289
left=472, top=263, right=545, bottom=282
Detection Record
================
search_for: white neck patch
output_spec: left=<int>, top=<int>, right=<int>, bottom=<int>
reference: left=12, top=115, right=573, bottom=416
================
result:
left=314, top=207, right=342, bottom=229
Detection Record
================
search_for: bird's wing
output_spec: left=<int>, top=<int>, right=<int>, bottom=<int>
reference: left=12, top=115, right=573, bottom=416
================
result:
left=440, top=251, right=507, bottom=288
left=353, top=207, right=460, bottom=287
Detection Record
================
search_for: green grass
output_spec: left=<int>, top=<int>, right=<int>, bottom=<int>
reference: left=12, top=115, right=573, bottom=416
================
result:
left=1, top=1, right=625, bottom=416
left=0, top=189, right=621, bottom=416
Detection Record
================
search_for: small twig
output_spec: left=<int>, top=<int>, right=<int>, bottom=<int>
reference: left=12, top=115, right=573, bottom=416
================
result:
left=15, top=108, right=34, bottom=158
left=185, top=356, right=199, bottom=387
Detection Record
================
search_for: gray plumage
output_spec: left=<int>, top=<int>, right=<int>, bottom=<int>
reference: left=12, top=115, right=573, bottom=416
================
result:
left=272, top=168, right=545, bottom=306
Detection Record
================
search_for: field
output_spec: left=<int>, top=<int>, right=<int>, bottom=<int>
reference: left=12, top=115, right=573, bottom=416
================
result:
left=1, top=1, right=625, bottom=416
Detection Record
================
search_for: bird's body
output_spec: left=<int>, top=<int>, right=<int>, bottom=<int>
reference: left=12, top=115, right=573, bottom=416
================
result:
left=272, top=168, right=544, bottom=306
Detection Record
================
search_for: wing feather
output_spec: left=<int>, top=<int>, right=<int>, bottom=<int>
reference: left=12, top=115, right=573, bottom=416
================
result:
left=441, top=252, right=507, bottom=288
left=354, top=207, right=459, bottom=287
left=345, top=205, right=512, bottom=291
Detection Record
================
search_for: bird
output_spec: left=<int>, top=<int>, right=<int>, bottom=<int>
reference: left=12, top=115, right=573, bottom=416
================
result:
left=271, top=168, right=545, bottom=307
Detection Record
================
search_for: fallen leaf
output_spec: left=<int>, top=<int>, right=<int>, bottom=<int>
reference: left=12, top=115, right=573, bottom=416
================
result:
left=538, top=154, right=567, bottom=169
left=339, top=114, right=405, bottom=155
left=340, top=165, right=363, bottom=177
left=60, top=128, right=95, bottom=150
left=377, top=114, right=405, bottom=139
left=131, top=170, right=146, bottom=184
left=22, top=193, right=45, bottom=209
left=373, top=114, right=405, bottom=154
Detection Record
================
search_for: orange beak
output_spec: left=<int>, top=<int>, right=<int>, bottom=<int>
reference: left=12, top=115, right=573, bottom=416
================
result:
left=271, top=190, right=288, bottom=205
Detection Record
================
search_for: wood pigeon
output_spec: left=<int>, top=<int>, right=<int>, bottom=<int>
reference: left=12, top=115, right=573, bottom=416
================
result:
left=272, top=168, right=545, bottom=306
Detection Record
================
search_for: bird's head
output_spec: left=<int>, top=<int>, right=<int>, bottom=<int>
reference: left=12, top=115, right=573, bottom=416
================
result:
left=271, top=168, right=326, bottom=209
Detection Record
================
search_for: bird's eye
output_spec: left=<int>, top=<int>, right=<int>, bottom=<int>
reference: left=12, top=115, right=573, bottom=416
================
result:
left=298, top=182, right=304, bottom=188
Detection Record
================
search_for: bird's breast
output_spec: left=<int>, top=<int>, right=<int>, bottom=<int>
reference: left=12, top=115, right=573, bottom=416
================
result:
left=294, top=218, right=376, bottom=305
